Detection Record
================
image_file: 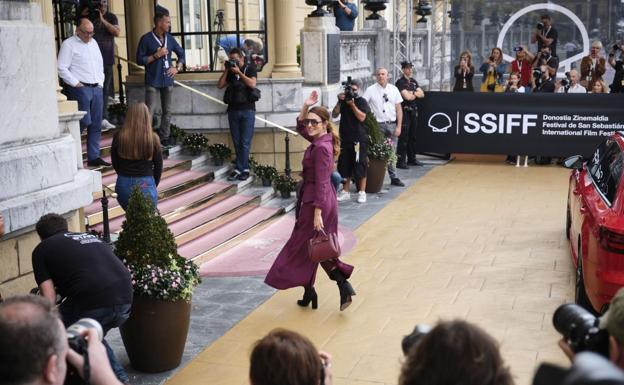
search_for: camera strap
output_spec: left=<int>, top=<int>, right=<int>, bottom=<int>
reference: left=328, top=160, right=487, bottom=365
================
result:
left=151, top=32, right=169, bottom=69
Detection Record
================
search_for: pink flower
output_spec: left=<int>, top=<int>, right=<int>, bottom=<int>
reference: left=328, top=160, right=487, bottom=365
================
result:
left=152, top=277, right=158, bottom=283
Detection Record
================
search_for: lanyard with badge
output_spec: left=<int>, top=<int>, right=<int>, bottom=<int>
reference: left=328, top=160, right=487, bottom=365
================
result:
left=152, top=32, right=169, bottom=69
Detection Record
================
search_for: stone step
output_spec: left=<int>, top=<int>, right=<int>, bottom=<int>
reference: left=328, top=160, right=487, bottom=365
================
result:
left=189, top=195, right=296, bottom=266
left=171, top=194, right=261, bottom=245
left=84, top=170, right=214, bottom=226
left=179, top=206, right=284, bottom=261
left=94, top=158, right=192, bottom=199
left=88, top=181, right=234, bottom=234
left=82, top=135, right=114, bottom=160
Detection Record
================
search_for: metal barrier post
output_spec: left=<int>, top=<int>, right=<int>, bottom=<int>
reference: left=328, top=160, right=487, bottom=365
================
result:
left=117, top=56, right=125, bottom=105
left=101, top=188, right=111, bottom=244
left=284, top=132, right=291, bottom=177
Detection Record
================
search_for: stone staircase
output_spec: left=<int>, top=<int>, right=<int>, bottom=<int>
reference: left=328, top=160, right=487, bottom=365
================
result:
left=82, top=129, right=296, bottom=275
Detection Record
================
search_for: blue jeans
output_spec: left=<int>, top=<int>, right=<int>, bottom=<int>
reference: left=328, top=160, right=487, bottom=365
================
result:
left=115, top=175, right=158, bottom=211
left=227, top=109, right=255, bottom=172
left=66, top=85, right=103, bottom=161
left=331, top=171, right=342, bottom=191
left=60, top=302, right=132, bottom=384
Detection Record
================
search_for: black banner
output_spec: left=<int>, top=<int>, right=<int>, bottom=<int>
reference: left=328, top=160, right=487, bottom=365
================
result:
left=416, top=92, right=624, bottom=158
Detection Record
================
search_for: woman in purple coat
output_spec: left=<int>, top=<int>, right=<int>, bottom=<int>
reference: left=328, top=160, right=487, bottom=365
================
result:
left=265, top=91, right=356, bottom=311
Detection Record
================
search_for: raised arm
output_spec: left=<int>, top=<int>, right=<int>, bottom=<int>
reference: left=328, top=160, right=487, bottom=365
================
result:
left=297, top=91, right=319, bottom=142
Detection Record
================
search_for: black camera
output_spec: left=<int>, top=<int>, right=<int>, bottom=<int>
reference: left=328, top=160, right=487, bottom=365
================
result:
left=80, top=0, right=102, bottom=24
left=401, top=324, right=431, bottom=355
left=552, top=303, right=609, bottom=358
left=513, top=46, right=523, bottom=52
left=224, top=59, right=238, bottom=69
left=341, top=76, right=356, bottom=101
left=64, top=318, right=103, bottom=385
left=560, top=71, right=571, bottom=88
left=533, top=68, right=542, bottom=79
left=537, top=22, right=544, bottom=30
left=613, top=44, right=620, bottom=52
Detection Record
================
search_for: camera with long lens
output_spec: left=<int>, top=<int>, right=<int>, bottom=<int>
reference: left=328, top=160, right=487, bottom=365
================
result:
left=537, top=22, right=544, bottom=30
left=64, top=318, right=103, bottom=385
left=224, top=59, right=238, bottom=69
left=401, top=324, right=431, bottom=355
left=80, top=0, right=102, bottom=24
left=552, top=303, right=609, bottom=358
left=560, top=71, right=571, bottom=89
left=341, top=76, right=356, bottom=101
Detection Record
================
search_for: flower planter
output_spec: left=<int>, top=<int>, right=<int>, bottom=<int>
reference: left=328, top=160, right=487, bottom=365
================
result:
left=261, top=177, right=272, bottom=187
left=279, top=190, right=292, bottom=199
left=365, top=158, right=387, bottom=193
left=120, top=296, right=192, bottom=373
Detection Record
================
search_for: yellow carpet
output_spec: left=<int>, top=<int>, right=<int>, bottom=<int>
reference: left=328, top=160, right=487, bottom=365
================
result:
left=166, top=162, right=574, bottom=385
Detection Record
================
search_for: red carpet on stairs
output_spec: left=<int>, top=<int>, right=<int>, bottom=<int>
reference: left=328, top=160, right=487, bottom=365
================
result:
left=198, top=214, right=357, bottom=277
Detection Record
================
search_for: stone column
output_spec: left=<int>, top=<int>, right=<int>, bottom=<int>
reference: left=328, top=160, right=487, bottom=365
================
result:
left=30, top=0, right=77, bottom=114
left=363, top=18, right=391, bottom=77
left=272, top=0, right=301, bottom=77
left=126, top=0, right=154, bottom=75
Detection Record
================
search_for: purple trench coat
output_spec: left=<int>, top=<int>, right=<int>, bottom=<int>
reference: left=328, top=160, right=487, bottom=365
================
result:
left=265, top=120, right=354, bottom=290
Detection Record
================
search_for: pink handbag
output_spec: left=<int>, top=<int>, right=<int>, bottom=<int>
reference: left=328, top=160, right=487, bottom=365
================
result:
left=308, top=230, right=341, bottom=263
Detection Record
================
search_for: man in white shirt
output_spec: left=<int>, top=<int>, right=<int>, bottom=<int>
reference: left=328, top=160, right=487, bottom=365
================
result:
left=363, top=68, right=405, bottom=187
left=556, top=69, right=586, bottom=93
left=58, top=18, right=109, bottom=168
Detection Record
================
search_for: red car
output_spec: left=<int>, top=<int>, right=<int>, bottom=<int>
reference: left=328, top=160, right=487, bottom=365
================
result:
left=566, top=134, right=624, bottom=314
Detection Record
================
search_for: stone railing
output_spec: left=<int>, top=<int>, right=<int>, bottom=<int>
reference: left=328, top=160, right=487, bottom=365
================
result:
left=339, top=31, right=378, bottom=89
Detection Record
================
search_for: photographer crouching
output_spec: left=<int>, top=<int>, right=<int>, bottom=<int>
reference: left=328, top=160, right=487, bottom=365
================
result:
left=332, top=77, right=371, bottom=203
left=0, top=295, right=123, bottom=385
left=217, top=48, right=258, bottom=182
left=31, top=214, right=133, bottom=384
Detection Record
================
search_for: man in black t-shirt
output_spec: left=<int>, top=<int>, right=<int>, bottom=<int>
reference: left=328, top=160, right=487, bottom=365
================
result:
left=217, top=48, right=258, bottom=181
left=531, top=14, right=558, bottom=58
left=32, top=213, right=132, bottom=384
left=81, top=0, right=120, bottom=129
left=332, top=78, right=370, bottom=203
left=532, top=65, right=556, bottom=93
left=395, top=62, right=425, bottom=168
left=609, top=44, right=624, bottom=93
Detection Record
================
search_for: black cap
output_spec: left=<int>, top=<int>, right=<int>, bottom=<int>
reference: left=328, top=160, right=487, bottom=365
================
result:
left=401, top=61, right=414, bottom=69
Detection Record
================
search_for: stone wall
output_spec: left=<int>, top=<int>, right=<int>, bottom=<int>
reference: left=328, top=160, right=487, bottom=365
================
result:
left=0, top=211, right=81, bottom=298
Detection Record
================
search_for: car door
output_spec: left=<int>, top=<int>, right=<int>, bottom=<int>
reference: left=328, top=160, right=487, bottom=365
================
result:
left=582, top=139, right=622, bottom=300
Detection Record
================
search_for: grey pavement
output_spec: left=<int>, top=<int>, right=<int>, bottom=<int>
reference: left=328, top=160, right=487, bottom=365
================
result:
left=106, top=159, right=443, bottom=385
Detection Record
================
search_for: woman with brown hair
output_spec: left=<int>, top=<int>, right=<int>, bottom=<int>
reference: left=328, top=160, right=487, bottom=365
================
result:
left=111, top=102, right=163, bottom=210
left=250, top=329, right=333, bottom=385
left=453, top=51, right=475, bottom=92
left=479, top=47, right=507, bottom=92
left=265, top=91, right=356, bottom=311
left=399, top=320, right=514, bottom=385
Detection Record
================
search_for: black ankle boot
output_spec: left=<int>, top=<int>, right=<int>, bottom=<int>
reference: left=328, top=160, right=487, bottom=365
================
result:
left=297, top=287, right=318, bottom=309
left=328, top=269, right=356, bottom=311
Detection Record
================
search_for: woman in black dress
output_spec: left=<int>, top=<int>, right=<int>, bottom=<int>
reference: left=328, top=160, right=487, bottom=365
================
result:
left=453, top=51, right=475, bottom=92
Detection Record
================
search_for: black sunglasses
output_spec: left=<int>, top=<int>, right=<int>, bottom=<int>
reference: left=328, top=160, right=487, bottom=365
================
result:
left=302, top=119, right=323, bottom=127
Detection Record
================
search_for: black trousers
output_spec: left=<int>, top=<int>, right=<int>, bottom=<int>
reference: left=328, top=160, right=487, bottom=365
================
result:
left=397, top=108, right=418, bottom=162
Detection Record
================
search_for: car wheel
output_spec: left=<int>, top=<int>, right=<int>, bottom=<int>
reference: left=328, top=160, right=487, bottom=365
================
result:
left=575, top=246, right=594, bottom=313
left=566, top=200, right=571, bottom=240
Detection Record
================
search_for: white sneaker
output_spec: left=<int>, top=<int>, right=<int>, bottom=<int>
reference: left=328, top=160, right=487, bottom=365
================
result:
left=357, top=191, right=367, bottom=203
left=336, top=190, right=351, bottom=202
left=101, top=119, right=115, bottom=129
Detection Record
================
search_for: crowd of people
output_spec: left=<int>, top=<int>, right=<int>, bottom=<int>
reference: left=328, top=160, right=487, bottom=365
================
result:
left=454, top=14, right=624, bottom=95
left=5, top=284, right=624, bottom=385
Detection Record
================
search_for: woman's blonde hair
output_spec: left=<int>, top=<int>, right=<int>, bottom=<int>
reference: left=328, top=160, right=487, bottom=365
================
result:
left=117, top=102, right=160, bottom=160
left=309, top=106, right=340, bottom=159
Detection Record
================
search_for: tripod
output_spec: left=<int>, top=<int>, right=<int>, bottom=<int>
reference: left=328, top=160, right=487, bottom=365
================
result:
left=211, top=9, right=225, bottom=71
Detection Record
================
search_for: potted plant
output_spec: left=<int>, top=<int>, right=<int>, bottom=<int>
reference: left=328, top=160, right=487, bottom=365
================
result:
left=107, top=102, right=128, bottom=127
left=169, top=123, right=187, bottom=146
left=365, top=113, right=396, bottom=193
left=183, top=133, right=209, bottom=156
left=273, top=173, right=298, bottom=198
left=254, top=164, right=278, bottom=187
left=207, top=143, right=232, bottom=166
left=115, top=187, right=201, bottom=373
